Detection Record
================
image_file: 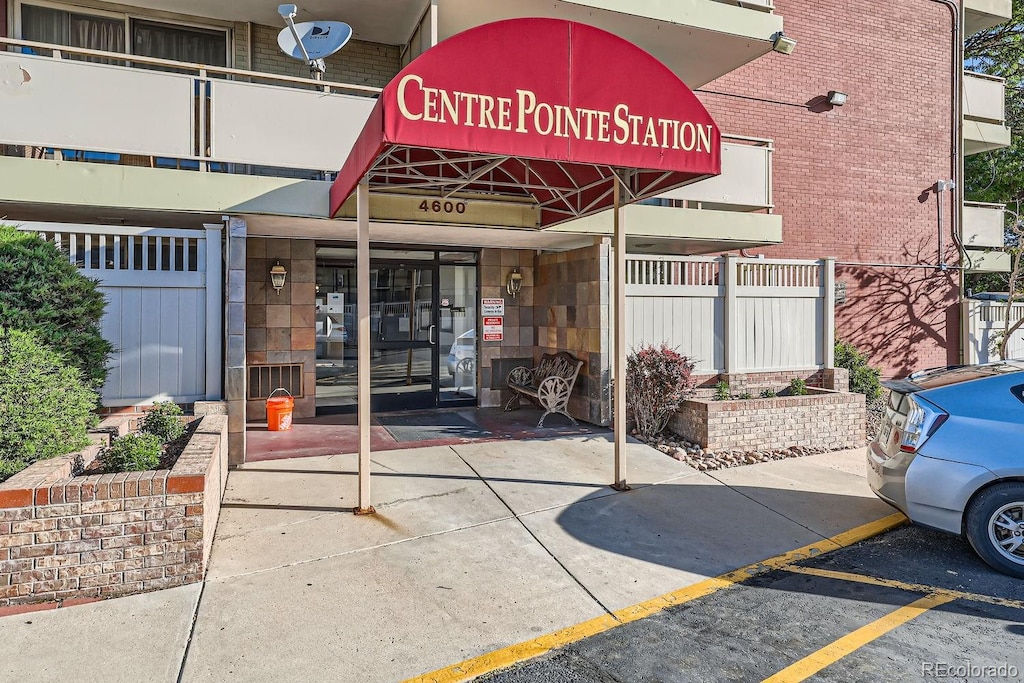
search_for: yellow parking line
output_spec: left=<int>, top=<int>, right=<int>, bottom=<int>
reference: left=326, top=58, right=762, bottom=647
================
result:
left=761, top=592, right=956, bottom=683
left=783, top=565, right=1024, bottom=611
left=403, top=513, right=907, bottom=683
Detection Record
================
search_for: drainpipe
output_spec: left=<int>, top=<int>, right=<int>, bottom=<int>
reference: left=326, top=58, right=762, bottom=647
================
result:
left=930, top=0, right=964, bottom=362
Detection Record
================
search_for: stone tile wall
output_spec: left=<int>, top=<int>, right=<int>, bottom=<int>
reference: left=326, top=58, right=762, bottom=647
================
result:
left=477, top=242, right=612, bottom=426
left=245, top=238, right=317, bottom=422
left=477, top=249, right=537, bottom=410
left=535, top=242, right=611, bottom=426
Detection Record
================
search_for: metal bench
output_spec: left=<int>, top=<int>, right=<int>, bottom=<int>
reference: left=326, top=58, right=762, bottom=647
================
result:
left=505, top=352, right=584, bottom=427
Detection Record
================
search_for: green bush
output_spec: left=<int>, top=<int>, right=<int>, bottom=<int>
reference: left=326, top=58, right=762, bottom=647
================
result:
left=713, top=380, right=731, bottom=401
left=0, top=458, right=27, bottom=484
left=738, top=392, right=754, bottom=400
left=140, top=401, right=184, bottom=443
left=0, top=328, right=97, bottom=473
left=789, top=378, right=808, bottom=396
left=0, top=225, right=113, bottom=389
left=99, top=433, right=162, bottom=473
left=834, top=340, right=883, bottom=402
left=760, top=388, right=778, bottom=398
left=625, top=344, right=696, bottom=439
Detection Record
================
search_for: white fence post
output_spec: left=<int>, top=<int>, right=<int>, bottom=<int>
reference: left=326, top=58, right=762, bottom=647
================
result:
left=723, top=254, right=739, bottom=374
left=823, top=257, right=836, bottom=368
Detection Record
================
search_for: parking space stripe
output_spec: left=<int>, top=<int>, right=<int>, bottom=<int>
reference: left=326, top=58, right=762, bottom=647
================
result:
left=761, top=592, right=956, bottom=683
left=402, top=513, right=907, bottom=683
left=783, top=565, right=1024, bottom=611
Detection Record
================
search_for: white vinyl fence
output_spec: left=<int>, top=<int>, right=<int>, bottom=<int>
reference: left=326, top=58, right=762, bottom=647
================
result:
left=963, top=298, right=1024, bottom=364
left=18, top=223, right=222, bottom=406
left=626, top=255, right=835, bottom=374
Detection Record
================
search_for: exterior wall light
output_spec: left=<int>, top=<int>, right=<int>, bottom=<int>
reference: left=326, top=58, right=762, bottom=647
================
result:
left=771, top=32, right=797, bottom=55
left=270, top=261, right=288, bottom=294
left=506, top=269, right=523, bottom=297
left=827, top=91, right=848, bottom=107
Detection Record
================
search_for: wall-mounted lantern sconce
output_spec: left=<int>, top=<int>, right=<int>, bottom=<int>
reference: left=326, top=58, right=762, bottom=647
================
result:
left=827, top=91, right=848, bottom=107
left=506, top=269, right=523, bottom=297
left=771, top=31, right=797, bottom=55
left=270, top=261, right=288, bottom=294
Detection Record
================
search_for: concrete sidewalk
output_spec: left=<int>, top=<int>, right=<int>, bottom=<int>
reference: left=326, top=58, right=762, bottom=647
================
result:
left=0, top=437, right=894, bottom=683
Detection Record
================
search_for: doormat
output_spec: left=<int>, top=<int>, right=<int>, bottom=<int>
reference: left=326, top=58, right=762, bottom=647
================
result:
left=378, top=412, right=493, bottom=443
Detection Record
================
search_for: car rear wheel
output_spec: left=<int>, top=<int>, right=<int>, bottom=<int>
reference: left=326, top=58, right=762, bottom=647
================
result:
left=965, top=483, right=1024, bottom=579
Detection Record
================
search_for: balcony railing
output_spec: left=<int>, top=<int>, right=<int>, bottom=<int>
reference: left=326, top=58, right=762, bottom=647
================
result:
left=657, top=136, right=773, bottom=212
left=964, top=71, right=1007, bottom=125
left=0, top=37, right=381, bottom=178
left=963, top=201, right=1006, bottom=249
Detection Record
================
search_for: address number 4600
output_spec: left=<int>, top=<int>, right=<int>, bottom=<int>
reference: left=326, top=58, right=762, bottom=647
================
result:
left=419, top=200, right=467, bottom=215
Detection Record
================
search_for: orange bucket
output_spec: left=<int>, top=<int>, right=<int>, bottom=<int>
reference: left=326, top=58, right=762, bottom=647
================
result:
left=266, top=389, right=294, bottom=431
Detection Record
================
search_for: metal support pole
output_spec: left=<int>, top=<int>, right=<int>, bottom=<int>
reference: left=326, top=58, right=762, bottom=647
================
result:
left=356, top=178, right=375, bottom=515
left=612, top=173, right=629, bottom=492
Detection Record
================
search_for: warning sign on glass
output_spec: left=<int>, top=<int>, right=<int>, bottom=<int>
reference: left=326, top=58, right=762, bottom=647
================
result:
left=483, top=316, right=504, bottom=341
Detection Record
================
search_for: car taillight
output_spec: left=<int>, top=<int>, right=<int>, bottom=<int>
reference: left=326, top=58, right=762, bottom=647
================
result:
left=898, top=395, right=948, bottom=453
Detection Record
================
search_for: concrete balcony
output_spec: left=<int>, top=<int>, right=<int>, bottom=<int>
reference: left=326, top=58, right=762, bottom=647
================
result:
left=964, top=248, right=1012, bottom=273
left=963, top=202, right=1006, bottom=249
left=551, top=136, right=781, bottom=254
left=0, top=38, right=375, bottom=219
left=434, top=0, right=785, bottom=87
left=964, top=71, right=1012, bottom=156
left=965, top=0, right=1013, bottom=35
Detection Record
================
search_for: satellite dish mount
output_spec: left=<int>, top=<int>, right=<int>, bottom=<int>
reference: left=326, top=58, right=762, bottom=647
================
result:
left=277, top=4, right=352, bottom=81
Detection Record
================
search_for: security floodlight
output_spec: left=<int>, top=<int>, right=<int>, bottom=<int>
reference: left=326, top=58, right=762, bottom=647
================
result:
left=772, top=32, right=797, bottom=55
left=827, top=91, right=848, bottom=107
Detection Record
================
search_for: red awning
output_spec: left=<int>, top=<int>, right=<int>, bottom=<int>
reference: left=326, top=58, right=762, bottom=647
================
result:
left=330, top=18, right=722, bottom=228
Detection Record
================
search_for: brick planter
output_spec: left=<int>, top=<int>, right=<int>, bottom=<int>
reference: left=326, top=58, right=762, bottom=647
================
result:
left=669, top=389, right=865, bottom=452
left=0, top=415, right=228, bottom=607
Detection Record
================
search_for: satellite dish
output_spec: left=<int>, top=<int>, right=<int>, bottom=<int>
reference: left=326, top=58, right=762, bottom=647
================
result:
left=277, top=19, right=352, bottom=80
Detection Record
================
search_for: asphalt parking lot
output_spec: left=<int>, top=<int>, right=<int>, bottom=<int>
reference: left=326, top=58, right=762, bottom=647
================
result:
left=479, top=525, right=1024, bottom=683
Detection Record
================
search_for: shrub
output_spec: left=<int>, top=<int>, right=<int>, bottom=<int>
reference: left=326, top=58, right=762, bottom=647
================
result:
left=713, top=380, right=731, bottom=401
left=738, top=392, right=754, bottom=400
left=834, top=340, right=883, bottom=402
left=140, top=401, right=184, bottom=443
left=0, top=225, right=113, bottom=389
left=626, top=344, right=696, bottom=439
left=99, top=433, right=162, bottom=473
left=789, top=378, right=808, bottom=396
left=0, top=328, right=97, bottom=472
left=0, top=458, right=27, bottom=484
left=760, top=388, right=777, bottom=398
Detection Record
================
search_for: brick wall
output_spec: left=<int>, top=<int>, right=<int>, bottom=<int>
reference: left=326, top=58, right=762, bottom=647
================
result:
left=246, top=238, right=317, bottom=421
left=248, top=23, right=400, bottom=89
left=700, top=0, right=958, bottom=377
left=0, top=415, right=228, bottom=607
left=670, top=391, right=865, bottom=451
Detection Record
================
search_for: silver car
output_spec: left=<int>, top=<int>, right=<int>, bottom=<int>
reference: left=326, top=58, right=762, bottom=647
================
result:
left=868, top=361, right=1024, bottom=578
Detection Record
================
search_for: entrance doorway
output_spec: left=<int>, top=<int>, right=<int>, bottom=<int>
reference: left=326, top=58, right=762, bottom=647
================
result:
left=315, top=247, right=478, bottom=413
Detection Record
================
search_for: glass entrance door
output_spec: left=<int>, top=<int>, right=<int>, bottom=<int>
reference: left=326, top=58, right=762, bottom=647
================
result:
left=369, top=264, right=435, bottom=411
left=315, top=249, right=478, bottom=413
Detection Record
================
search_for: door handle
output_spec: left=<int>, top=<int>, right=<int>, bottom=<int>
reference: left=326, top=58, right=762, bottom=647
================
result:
left=429, top=324, right=436, bottom=345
